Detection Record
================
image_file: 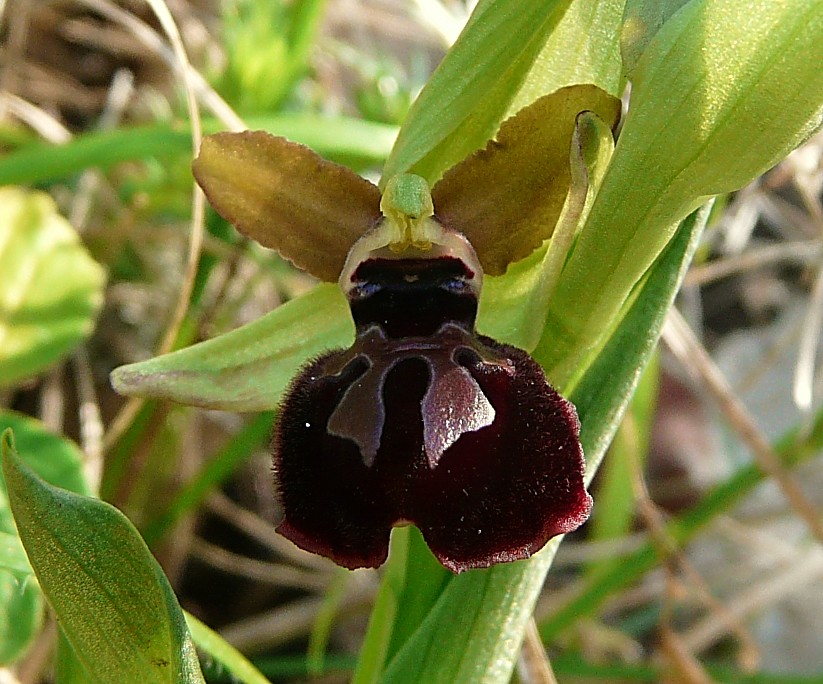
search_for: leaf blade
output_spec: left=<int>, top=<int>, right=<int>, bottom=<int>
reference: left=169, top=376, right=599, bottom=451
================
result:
left=537, top=0, right=823, bottom=386
left=0, top=411, right=91, bottom=665
left=0, top=188, right=105, bottom=388
left=1, top=429, right=204, bottom=684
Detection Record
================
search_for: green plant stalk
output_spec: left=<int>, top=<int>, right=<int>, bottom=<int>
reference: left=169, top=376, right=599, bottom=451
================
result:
left=351, top=527, right=410, bottom=684
left=385, top=527, right=451, bottom=661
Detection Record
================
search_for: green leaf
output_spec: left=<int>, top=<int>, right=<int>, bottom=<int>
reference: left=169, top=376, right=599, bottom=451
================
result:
left=0, top=188, right=105, bottom=388
left=620, top=0, right=691, bottom=78
left=351, top=529, right=449, bottom=683
left=385, top=527, right=450, bottom=660
left=1, top=429, right=205, bottom=683
left=537, top=0, right=823, bottom=386
left=381, top=0, right=572, bottom=185
left=379, top=203, right=708, bottom=684
left=510, top=0, right=626, bottom=109
left=585, top=351, right=658, bottom=582
left=111, top=283, right=353, bottom=411
left=0, top=576, right=40, bottom=667
left=0, top=411, right=91, bottom=665
left=0, top=530, right=29, bottom=575
left=0, top=412, right=91, bottom=502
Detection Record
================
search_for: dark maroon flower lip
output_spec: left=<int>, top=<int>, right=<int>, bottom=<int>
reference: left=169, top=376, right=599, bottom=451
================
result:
left=272, top=244, right=591, bottom=572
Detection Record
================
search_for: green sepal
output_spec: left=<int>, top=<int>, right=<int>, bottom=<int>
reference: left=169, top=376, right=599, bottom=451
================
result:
left=111, top=284, right=352, bottom=411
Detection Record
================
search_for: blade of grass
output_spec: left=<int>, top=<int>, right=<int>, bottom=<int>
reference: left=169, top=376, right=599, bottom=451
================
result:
left=551, top=650, right=823, bottom=683
left=249, top=654, right=356, bottom=680
left=0, top=116, right=397, bottom=186
left=539, top=406, right=823, bottom=640
left=141, top=411, right=274, bottom=545
left=586, top=353, right=659, bottom=582
left=185, top=612, right=269, bottom=684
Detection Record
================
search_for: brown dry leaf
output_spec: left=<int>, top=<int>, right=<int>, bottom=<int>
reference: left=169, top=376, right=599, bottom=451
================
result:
left=193, top=131, right=382, bottom=282
left=431, top=84, right=621, bottom=275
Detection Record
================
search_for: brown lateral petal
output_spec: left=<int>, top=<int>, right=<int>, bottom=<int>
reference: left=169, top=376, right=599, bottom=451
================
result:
left=273, top=331, right=590, bottom=572
left=431, top=84, right=621, bottom=275
left=193, top=131, right=382, bottom=282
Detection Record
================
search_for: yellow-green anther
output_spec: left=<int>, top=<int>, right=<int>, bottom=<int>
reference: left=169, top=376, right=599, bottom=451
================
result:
left=380, top=174, right=436, bottom=251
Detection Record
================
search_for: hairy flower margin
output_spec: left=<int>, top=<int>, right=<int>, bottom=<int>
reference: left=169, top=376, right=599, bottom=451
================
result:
left=189, top=86, right=620, bottom=572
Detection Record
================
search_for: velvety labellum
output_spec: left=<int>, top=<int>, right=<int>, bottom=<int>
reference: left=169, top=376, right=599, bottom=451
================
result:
left=273, top=238, right=591, bottom=573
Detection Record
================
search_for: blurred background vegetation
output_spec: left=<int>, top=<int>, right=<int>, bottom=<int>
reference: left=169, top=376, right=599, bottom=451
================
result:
left=1, top=0, right=823, bottom=682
